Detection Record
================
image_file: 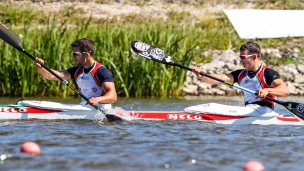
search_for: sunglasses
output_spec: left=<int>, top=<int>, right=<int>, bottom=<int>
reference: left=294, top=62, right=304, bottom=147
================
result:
left=72, top=51, right=85, bottom=57
left=239, top=54, right=255, bottom=61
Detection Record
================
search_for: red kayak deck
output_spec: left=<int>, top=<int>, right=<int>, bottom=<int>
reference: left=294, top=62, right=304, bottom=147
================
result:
left=126, top=111, right=300, bottom=123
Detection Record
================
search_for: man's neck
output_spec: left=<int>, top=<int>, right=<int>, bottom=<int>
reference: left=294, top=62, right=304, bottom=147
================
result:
left=83, top=58, right=95, bottom=69
left=247, top=63, right=262, bottom=78
left=249, top=61, right=262, bottom=72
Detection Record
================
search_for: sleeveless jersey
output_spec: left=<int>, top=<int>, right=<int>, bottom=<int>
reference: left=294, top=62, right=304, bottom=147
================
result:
left=74, top=62, right=105, bottom=102
left=237, top=65, right=276, bottom=106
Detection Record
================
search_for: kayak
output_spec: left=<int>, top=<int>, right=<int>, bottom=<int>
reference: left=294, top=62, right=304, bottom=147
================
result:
left=0, top=100, right=302, bottom=125
left=0, top=100, right=100, bottom=120
left=129, top=103, right=302, bottom=125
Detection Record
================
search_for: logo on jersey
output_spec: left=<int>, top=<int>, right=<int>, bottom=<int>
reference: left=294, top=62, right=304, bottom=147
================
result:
left=80, top=76, right=89, bottom=80
left=92, top=87, right=98, bottom=92
left=244, top=79, right=253, bottom=84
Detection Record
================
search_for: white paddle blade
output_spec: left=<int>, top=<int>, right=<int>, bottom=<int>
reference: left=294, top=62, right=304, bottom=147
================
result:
left=131, top=40, right=175, bottom=65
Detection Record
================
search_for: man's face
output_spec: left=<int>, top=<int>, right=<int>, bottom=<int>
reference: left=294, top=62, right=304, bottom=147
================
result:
left=72, top=47, right=86, bottom=66
left=240, top=50, right=256, bottom=71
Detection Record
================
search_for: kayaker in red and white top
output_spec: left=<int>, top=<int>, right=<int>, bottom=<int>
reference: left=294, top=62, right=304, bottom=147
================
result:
left=34, top=38, right=117, bottom=110
left=192, top=41, right=289, bottom=114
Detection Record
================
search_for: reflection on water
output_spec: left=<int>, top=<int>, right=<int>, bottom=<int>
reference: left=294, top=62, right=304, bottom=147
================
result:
left=0, top=96, right=304, bottom=171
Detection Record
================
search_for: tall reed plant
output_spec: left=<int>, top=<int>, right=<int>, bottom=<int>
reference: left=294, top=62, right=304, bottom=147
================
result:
left=0, top=18, right=198, bottom=97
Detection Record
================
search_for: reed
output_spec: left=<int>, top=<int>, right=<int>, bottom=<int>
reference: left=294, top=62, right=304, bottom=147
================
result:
left=0, top=1, right=303, bottom=97
left=0, top=18, right=200, bottom=97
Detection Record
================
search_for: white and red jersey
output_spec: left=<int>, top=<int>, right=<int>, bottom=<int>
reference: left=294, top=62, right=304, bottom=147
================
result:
left=237, top=65, right=276, bottom=106
left=74, top=62, right=105, bottom=102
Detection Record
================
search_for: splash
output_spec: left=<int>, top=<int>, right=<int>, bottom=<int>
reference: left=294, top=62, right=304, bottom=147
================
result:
left=94, top=107, right=134, bottom=123
left=107, top=107, right=133, bottom=121
left=94, top=110, right=107, bottom=124
left=0, top=154, right=12, bottom=163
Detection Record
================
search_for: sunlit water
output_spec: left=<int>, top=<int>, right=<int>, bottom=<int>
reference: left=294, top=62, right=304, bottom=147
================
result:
left=1, top=96, right=304, bottom=171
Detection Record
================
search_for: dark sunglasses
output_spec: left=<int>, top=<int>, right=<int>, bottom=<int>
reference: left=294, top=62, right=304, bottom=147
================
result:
left=239, top=54, right=255, bottom=61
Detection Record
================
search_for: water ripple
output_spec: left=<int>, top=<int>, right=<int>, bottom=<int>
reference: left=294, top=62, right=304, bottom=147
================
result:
left=1, top=96, right=304, bottom=170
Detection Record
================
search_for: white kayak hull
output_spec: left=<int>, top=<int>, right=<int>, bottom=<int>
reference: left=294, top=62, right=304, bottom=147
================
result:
left=0, top=105, right=99, bottom=120
left=0, top=100, right=302, bottom=125
left=0, top=100, right=103, bottom=120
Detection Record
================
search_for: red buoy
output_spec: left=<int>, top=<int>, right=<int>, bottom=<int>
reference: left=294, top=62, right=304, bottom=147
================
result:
left=20, top=142, right=40, bottom=155
left=243, top=161, right=264, bottom=171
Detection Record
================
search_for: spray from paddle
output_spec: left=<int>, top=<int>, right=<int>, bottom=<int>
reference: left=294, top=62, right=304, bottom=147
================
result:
left=94, top=106, right=133, bottom=124
left=108, top=107, right=133, bottom=121
left=94, top=111, right=107, bottom=123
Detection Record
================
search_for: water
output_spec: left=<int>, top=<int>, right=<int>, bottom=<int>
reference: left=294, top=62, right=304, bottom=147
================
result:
left=1, top=96, right=304, bottom=171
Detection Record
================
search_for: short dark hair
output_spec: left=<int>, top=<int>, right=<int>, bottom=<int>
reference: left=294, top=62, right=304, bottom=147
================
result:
left=71, top=38, right=95, bottom=56
left=240, top=41, right=261, bottom=57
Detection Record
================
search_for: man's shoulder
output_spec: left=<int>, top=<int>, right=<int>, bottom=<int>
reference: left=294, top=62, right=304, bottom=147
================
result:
left=96, top=66, right=114, bottom=79
left=97, top=65, right=110, bottom=72
left=264, top=67, right=279, bottom=74
left=231, top=69, right=244, bottom=75
left=67, top=66, right=80, bottom=73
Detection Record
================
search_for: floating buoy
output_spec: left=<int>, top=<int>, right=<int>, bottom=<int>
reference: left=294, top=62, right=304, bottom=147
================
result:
left=243, top=161, right=264, bottom=171
left=20, top=142, right=40, bottom=155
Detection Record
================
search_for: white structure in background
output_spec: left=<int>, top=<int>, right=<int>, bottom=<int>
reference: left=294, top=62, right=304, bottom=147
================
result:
left=224, top=10, right=304, bottom=39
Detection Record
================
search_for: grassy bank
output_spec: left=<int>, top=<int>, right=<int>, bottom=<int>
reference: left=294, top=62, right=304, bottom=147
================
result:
left=0, top=1, right=303, bottom=97
left=0, top=18, right=197, bottom=97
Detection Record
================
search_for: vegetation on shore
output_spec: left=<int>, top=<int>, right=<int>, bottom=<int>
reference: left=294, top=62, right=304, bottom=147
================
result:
left=0, top=1, right=303, bottom=97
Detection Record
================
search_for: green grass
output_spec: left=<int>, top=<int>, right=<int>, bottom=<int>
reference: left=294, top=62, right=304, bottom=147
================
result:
left=0, top=20, right=198, bottom=97
left=0, top=1, right=303, bottom=97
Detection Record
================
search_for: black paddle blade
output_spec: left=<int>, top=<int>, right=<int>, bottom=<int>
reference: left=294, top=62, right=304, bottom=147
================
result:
left=131, top=40, right=176, bottom=66
left=283, top=101, right=304, bottom=120
left=106, top=114, right=124, bottom=123
left=0, top=22, right=24, bottom=51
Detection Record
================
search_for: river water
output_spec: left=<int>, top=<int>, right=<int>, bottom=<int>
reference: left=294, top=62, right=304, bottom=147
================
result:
left=1, top=96, right=304, bottom=171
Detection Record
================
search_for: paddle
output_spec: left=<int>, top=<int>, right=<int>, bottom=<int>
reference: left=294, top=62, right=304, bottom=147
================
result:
left=0, top=22, right=122, bottom=122
left=131, top=40, right=304, bottom=120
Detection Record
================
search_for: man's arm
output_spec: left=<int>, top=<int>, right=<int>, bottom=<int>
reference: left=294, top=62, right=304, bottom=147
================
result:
left=86, top=66, right=117, bottom=106
left=87, top=82, right=117, bottom=105
left=35, top=57, right=72, bottom=81
left=256, top=68, right=289, bottom=98
left=192, top=67, right=234, bottom=85
left=257, top=79, right=290, bottom=98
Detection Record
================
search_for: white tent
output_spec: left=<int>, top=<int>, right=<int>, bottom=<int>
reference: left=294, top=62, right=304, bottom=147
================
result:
left=224, top=10, right=304, bottom=39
